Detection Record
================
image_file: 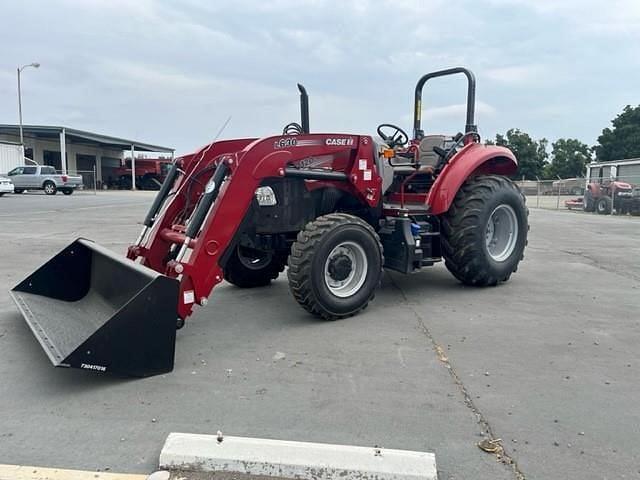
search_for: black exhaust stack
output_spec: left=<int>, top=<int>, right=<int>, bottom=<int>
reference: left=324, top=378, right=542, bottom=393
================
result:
left=297, top=83, right=310, bottom=134
left=10, top=239, right=179, bottom=377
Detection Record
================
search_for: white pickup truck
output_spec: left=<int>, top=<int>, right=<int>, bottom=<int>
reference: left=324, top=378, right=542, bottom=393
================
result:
left=7, top=165, right=83, bottom=195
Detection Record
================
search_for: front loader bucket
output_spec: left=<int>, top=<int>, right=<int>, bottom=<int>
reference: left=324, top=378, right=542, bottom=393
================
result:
left=10, top=239, right=179, bottom=377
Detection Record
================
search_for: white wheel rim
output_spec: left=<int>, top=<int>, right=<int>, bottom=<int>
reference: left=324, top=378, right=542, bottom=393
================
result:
left=324, top=241, right=368, bottom=298
left=45, top=184, right=54, bottom=193
left=485, top=204, right=518, bottom=262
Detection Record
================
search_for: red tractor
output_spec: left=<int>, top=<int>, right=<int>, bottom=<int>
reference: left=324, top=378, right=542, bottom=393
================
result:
left=566, top=160, right=640, bottom=215
left=115, top=157, right=172, bottom=190
left=11, top=68, right=529, bottom=376
left=582, top=179, right=635, bottom=214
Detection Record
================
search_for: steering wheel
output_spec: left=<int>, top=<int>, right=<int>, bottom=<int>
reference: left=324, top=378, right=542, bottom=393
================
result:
left=377, top=124, right=409, bottom=148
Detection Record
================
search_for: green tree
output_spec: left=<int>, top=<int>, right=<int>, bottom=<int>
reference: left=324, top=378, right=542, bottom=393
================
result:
left=488, top=129, right=548, bottom=179
left=595, top=105, right=640, bottom=161
left=544, top=138, right=592, bottom=179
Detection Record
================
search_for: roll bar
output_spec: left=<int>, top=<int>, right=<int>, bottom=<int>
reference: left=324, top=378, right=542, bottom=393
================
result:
left=413, top=67, right=477, bottom=139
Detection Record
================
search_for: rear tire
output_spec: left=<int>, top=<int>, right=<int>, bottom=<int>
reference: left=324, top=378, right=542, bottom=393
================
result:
left=441, top=175, right=528, bottom=286
left=596, top=196, right=612, bottom=214
left=288, top=213, right=383, bottom=320
left=43, top=181, right=57, bottom=195
left=224, top=245, right=286, bottom=288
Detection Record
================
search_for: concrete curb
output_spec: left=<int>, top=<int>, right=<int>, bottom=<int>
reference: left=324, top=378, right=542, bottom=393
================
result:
left=159, top=433, right=437, bottom=480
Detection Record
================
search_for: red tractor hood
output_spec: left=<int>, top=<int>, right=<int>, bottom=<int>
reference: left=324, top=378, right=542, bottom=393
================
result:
left=612, top=180, right=633, bottom=189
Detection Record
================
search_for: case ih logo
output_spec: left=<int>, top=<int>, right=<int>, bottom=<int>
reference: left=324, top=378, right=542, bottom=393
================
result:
left=325, top=137, right=354, bottom=147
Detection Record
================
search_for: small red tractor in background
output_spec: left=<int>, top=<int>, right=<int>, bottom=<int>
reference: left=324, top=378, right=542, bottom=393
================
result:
left=582, top=179, right=635, bottom=214
left=115, top=157, right=172, bottom=190
left=566, top=160, right=640, bottom=215
left=583, top=160, right=640, bottom=215
left=11, top=68, right=529, bottom=376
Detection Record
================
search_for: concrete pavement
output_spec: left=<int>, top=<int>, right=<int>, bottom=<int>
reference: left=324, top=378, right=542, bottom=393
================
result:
left=0, top=192, right=638, bottom=479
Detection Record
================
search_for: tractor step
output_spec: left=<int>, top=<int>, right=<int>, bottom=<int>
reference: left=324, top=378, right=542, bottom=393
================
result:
left=420, top=256, right=442, bottom=267
left=379, top=217, right=441, bottom=274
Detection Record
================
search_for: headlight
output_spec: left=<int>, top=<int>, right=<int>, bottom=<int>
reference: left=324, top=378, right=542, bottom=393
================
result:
left=255, top=186, right=277, bottom=206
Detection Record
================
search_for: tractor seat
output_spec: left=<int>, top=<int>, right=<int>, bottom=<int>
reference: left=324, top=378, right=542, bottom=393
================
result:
left=386, top=135, right=451, bottom=173
left=418, top=135, right=449, bottom=168
left=375, top=136, right=452, bottom=194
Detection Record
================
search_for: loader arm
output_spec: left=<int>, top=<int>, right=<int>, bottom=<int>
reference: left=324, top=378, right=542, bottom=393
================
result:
left=129, top=134, right=380, bottom=320
left=127, top=138, right=257, bottom=272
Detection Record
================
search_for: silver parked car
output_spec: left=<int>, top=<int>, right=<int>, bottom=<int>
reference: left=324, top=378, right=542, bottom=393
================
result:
left=0, top=175, right=14, bottom=196
left=7, top=165, right=83, bottom=195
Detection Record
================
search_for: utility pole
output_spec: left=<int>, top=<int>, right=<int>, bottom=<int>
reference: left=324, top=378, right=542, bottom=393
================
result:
left=131, top=144, right=136, bottom=191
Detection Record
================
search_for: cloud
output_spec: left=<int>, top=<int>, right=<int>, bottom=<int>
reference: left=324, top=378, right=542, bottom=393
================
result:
left=485, top=0, right=640, bottom=36
left=0, top=0, right=638, bottom=152
left=424, top=101, right=497, bottom=120
left=484, top=65, right=550, bottom=86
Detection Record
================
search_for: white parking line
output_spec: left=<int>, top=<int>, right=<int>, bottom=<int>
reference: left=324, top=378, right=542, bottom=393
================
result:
left=0, top=464, right=147, bottom=480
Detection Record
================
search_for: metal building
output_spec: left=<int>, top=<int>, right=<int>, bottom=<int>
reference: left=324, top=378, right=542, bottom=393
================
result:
left=0, top=124, right=173, bottom=188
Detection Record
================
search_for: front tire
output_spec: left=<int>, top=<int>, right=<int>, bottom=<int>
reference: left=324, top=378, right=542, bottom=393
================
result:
left=224, top=245, right=286, bottom=288
left=43, top=181, right=57, bottom=195
left=14, top=189, right=24, bottom=194
left=596, top=196, right=612, bottom=214
left=441, top=175, right=528, bottom=286
left=61, top=188, right=73, bottom=195
left=288, top=213, right=383, bottom=320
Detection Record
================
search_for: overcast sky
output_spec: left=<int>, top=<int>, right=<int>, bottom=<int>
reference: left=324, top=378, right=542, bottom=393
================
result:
left=1, top=0, right=638, bottom=155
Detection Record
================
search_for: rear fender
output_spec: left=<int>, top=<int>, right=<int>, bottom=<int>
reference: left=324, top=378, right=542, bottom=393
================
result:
left=427, top=144, right=517, bottom=215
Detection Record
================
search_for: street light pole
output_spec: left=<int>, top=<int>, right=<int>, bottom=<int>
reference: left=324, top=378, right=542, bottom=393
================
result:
left=17, top=62, right=40, bottom=147
left=17, top=68, right=23, bottom=146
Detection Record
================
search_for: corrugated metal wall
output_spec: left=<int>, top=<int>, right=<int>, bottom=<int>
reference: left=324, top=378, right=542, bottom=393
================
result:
left=0, top=142, right=24, bottom=174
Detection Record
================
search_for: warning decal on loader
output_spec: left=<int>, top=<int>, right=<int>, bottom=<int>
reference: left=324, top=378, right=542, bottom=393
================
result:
left=184, top=290, right=195, bottom=304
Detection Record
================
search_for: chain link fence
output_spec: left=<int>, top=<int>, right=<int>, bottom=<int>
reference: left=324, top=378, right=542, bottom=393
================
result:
left=68, top=169, right=97, bottom=194
left=518, top=176, right=640, bottom=216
